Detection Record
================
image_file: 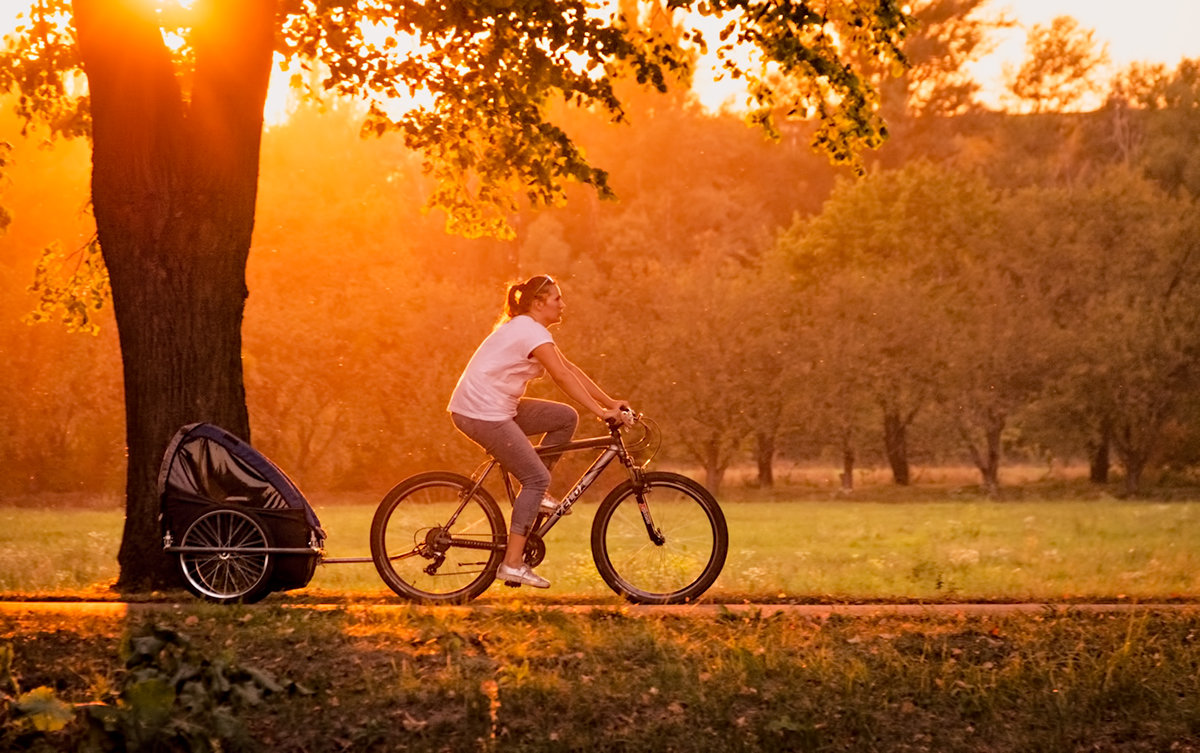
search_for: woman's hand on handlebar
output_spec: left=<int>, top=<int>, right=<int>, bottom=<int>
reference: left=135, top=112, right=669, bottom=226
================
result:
left=601, top=404, right=636, bottom=427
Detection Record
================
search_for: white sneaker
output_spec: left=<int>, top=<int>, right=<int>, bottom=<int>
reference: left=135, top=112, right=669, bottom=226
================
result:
left=540, top=494, right=571, bottom=516
left=496, top=562, right=551, bottom=589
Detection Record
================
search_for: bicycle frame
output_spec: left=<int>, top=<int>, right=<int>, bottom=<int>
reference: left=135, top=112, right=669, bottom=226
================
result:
left=445, top=424, right=650, bottom=549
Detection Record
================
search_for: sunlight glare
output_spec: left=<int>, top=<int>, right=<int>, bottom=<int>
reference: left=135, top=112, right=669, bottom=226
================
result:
left=262, top=20, right=435, bottom=128
left=359, top=21, right=435, bottom=120
left=161, top=29, right=187, bottom=52
left=687, top=12, right=760, bottom=114
left=264, top=53, right=292, bottom=127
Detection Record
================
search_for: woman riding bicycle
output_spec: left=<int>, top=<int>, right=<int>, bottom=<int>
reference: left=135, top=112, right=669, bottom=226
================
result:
left=447, top=274, right=632, bottom=589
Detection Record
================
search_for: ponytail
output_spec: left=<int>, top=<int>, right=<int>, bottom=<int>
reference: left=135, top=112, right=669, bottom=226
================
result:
left=502, top=274, right=556, bottom=320
left=505, top=285, right=523, bottom=318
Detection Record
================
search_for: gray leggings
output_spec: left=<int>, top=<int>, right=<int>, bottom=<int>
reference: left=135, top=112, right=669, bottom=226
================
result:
left=451, top=399, right=579, bottom=536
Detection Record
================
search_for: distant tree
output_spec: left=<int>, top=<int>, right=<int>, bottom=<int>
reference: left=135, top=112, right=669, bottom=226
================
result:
left=1005, top=15, right=1110, bottom=113
left=1014, top=169, right=1200, bottom=495
left=567, top=248, right=781, bottom=493
left=0, top=106, right=123, bottom=496
left=648, top=255, right=750, bottom=491
left=998, top=184, right=1109, bottom=481
left=884, top=0, right=997, bottom=116
left=800, top=275, right=879, bottom=491
left=936, top=241, right=1056, bottom=495
left=782, top=162, right=991, bottom=485
left=742, top=251, right=806, bottom=489
left=546, top=95, right=827, bottom=489
left=246, top=103, right=426, bottom=487
left=564, top=96, right=832, bottom=266
left=866, top=0, right=1010, bottom=166
left=1101, top=61, right=1167, bottom=166
left=959, top=17, right=1114, bottom=194
left=1122, top=58, right=1200, bottom=197
left=0, top=0, right=909, bottom=588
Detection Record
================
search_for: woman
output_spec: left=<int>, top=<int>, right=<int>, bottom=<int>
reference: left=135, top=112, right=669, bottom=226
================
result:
left=448, top=274, right=630, bottom=588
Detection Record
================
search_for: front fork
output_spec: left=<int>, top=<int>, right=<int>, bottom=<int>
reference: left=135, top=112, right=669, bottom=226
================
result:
left=629, top=467, right=666, bottom=546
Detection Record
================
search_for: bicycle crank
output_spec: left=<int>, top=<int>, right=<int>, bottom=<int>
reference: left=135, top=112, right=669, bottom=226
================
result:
left=522, top=533, right=546, bottom=567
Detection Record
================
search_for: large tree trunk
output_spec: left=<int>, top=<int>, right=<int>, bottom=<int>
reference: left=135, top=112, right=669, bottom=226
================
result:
left=74, top=0, right=275, bottom=590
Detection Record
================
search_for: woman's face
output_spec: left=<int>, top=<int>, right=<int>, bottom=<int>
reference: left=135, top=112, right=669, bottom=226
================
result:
left=531, top=284, right=565, bottom=326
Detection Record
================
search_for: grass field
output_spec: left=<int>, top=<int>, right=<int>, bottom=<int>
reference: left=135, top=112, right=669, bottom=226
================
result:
left=4, top=494, right=1200, bottom=751
left=2, top=497, right=1197, bottom=603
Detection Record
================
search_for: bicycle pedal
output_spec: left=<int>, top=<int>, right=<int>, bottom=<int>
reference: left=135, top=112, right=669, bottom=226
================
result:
left=503, top=581, right=521, bottom=588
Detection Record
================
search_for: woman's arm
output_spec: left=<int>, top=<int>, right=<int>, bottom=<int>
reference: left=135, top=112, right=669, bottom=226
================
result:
left=565, top=359, right=625, bottom=410
left=532, top=343, right=627, bottom=422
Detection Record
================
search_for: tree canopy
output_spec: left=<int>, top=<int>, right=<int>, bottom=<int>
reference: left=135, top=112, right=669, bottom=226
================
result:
left=2, top=0, right=911, bottom=236
left=0, top=0, right=912, bottom=588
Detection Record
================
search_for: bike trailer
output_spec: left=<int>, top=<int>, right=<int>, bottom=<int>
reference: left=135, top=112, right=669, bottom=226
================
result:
left=158, top=423, right=325, bottom=603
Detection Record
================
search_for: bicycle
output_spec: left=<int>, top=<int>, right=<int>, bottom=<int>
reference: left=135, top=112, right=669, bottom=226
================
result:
left=369, top=414, right=728, bottom=605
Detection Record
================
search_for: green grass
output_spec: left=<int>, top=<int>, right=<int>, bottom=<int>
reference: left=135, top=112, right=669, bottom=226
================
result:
left=0, top=509, right=123, bottom=594
left=2, top=499, right=1198, bottom=602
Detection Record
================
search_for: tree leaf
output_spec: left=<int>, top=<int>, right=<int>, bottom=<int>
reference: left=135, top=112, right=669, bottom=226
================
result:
left=15, top=686, right=75, bottom=732
left=123, top=677, right=177, bottom=727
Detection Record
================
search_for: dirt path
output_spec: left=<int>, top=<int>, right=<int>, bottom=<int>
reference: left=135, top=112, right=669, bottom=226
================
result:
left=1, top=601, right=1197, bottom=618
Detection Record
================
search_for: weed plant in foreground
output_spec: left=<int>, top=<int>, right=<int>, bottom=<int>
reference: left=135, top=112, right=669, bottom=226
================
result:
left=3, top=605, right=1200, bottom=751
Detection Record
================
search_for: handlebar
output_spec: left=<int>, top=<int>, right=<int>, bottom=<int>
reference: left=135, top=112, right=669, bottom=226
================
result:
left=606, top=407, right=640, bottom=432
left=607, top=411, right=660, bottom=467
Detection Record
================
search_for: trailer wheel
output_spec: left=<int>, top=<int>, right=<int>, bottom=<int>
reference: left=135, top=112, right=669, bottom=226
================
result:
left=178, top=507, right=275, bottom=604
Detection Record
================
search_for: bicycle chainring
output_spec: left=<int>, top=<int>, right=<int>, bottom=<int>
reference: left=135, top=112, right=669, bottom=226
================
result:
left=523, top=533, right=546, bottom=567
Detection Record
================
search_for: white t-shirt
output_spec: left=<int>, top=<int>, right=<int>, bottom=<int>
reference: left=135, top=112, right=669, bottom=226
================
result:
left=447, top=315, right=555, bottom=421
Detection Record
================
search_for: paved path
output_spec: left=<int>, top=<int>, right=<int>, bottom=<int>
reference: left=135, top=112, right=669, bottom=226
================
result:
left=1, top=601, right=1197, bottom=619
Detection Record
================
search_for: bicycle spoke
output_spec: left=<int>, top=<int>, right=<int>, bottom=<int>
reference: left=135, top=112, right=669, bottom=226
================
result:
left=388, top=548, right=423, bottom=562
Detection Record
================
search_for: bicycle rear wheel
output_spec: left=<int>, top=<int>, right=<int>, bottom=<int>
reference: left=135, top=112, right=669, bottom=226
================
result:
left=370, top=472, right=506, bottom=604
left=591, top=471, right=727, bottom=605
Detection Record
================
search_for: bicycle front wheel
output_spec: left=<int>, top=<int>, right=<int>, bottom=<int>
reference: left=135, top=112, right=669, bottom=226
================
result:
left=370, top=472, right=507, bottom=604
left=591, top=471, right=728, bottom=605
